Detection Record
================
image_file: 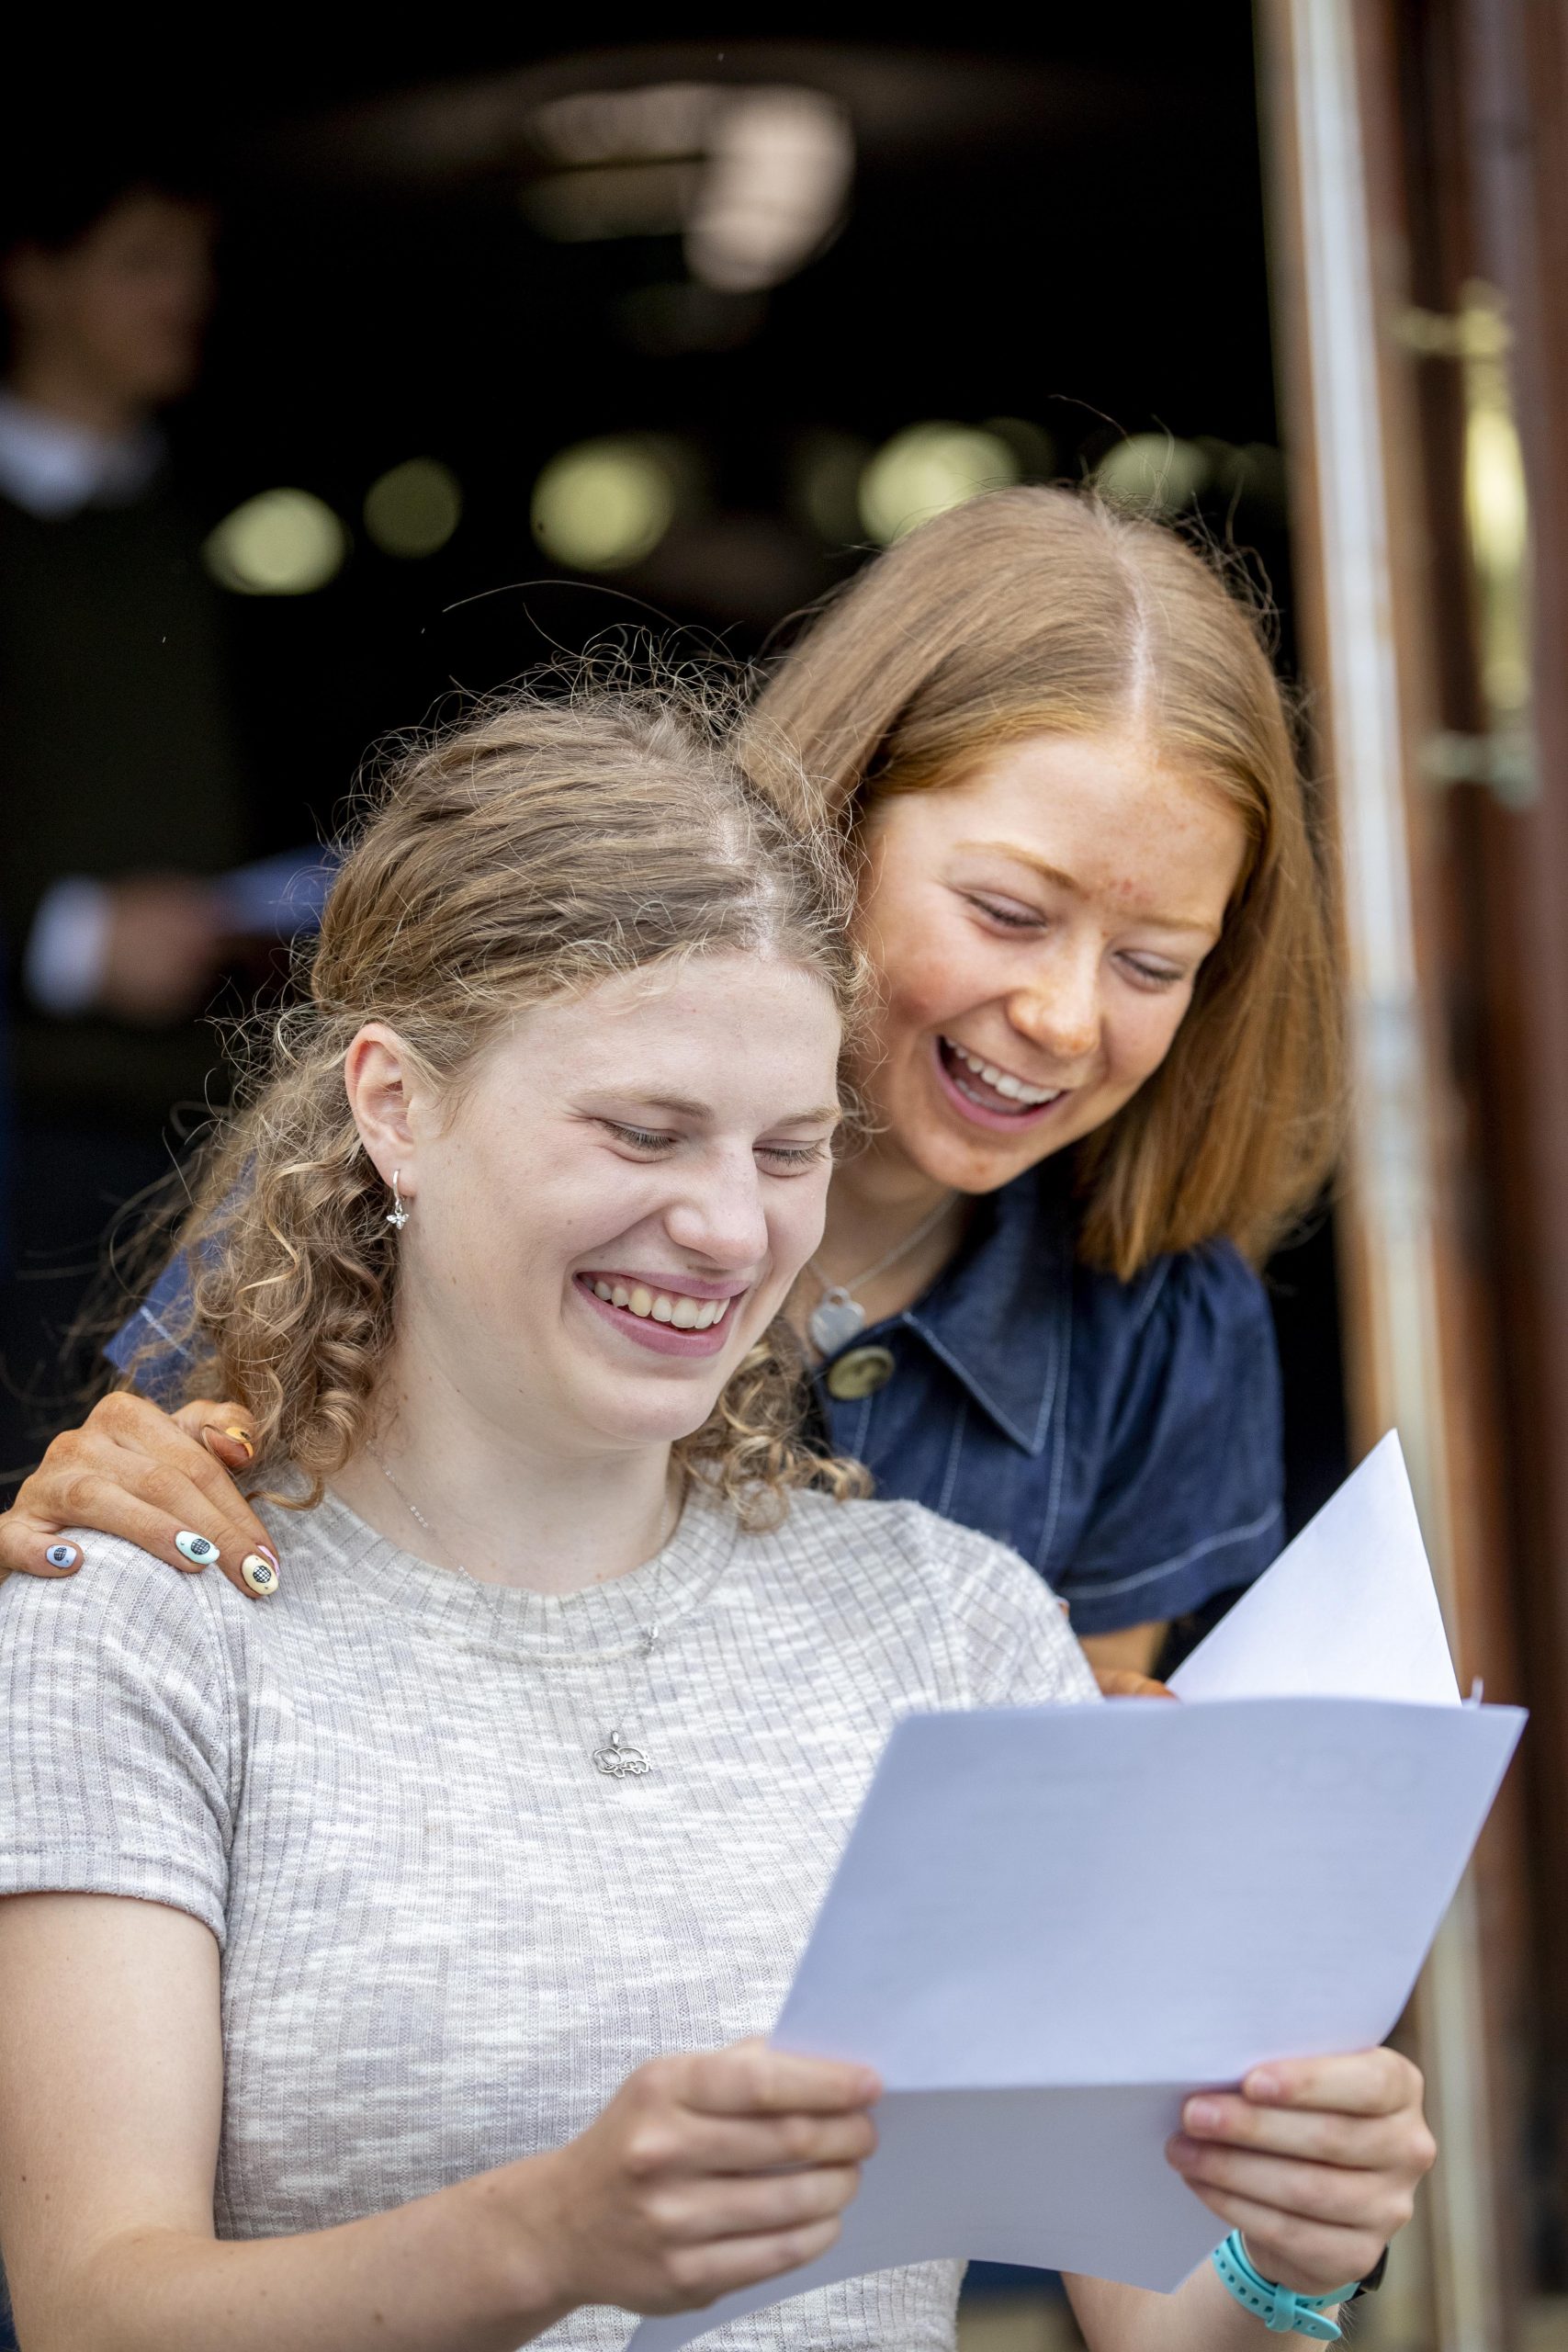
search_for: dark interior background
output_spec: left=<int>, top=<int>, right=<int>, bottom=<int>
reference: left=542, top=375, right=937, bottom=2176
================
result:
left=14, top=8, right=1346, bottom=1528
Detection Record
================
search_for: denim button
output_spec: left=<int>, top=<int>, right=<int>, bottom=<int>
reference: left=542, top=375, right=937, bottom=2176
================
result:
left=826, top=1344, right=895, bottom=1401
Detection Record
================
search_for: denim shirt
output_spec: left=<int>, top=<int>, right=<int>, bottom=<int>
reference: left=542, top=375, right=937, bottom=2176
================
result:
left=812, top=1165, right=1284, bottom=1636
left=107, top=1164, right=1282, bottom=1639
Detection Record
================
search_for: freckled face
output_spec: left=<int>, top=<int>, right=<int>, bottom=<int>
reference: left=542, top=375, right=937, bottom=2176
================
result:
left=853, top=729, right=1249, bottom=1194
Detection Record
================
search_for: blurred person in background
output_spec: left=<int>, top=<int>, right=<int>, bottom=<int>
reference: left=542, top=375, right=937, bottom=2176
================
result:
left=0, top=143, right=247, bottom=1488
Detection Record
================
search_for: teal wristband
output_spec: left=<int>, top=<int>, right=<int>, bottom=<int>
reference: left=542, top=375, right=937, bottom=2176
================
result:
left=1211, top=2232, right=1361, bottom=2340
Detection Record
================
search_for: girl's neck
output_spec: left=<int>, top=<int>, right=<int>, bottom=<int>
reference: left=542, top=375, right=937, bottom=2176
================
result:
left=795, top=1140, right=971, bottom=1341
left=333, top=1354, right=678, bottom=1600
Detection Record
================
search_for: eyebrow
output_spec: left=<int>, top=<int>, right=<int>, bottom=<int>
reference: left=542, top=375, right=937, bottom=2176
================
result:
left=953, top=839, right=1221, bottom=937
left=619, top=1093, right=842, bottom=1126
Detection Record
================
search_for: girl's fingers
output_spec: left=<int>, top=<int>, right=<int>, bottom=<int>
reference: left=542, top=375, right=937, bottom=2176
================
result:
left=1168, top=2134, right=1416, bottom=2238
left=0, top=1504, right=87, bottom=1582
left=678, top=2108, right=879, bottom=2175
left=0, top=1387, right=281, bottom=1598
left=671, top=2216, right=843, bottom=2304
left=660, top=2160, right=863, bottom=2245
left=1179, top=2091, right=1420, bottom=2170
left=1238, top=2050, right=1423, bottom=2118
left=1181, top=2180, right=1384, bottom=2299
left=680, top=2043, right=881, bottom=2119
left=1094, top=1669, right=1178, bottom=1700
left=0, top=1458, right=277, bottom=1599
left=172, top=1396, right=258, bottom=1475
left=96, top=1437, right=281, bottom=1598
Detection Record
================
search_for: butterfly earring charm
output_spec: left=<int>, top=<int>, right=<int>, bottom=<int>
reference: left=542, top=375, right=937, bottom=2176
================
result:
left=386, top=1170, right=410, bottom=1231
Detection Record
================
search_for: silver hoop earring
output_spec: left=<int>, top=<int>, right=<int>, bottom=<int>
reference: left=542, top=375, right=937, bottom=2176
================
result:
left=386, top=1170, right=410, bottom=1231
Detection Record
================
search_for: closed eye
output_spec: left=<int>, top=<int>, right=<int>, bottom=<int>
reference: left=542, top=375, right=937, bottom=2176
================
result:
left=757, top=1139, right=830, bottom=1171
left=1119, top=955, right=1188, bottom=989
left=964, top=891, right=1046, bottom=932
left=603, top=1121, right=678, bottom=1155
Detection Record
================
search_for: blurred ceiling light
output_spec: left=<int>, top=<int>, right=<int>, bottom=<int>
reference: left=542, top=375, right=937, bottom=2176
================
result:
left=1094, top=435, right=1210, bottom=514
left=531, top=436, right=679, bottom=571
left=532, top=83, right=717, bottom=165
left=523, top=82, right=852, bottom=294
left=685, top=89, right=852, bottom=293
left=858, top=424, right=1020, bottom=546
left=363, top=458, right=463, bottom=559
left=203, top=489, right=348, bottom=595
left=1465, top=389, right=1530, bottom=716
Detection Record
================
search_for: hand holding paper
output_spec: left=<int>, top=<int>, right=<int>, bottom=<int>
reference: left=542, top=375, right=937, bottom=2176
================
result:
left=632, top=1436, right=1520, bottom=2352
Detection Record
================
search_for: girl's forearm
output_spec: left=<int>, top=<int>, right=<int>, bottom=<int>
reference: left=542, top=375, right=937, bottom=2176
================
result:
left=52, top=2155, right=575, bottom=2352
left=1067, top=2260, right=1342, bottom=2352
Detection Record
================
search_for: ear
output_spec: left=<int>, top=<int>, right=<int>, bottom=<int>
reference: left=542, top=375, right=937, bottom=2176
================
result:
left=344, top=1023, right=426, bottom=1197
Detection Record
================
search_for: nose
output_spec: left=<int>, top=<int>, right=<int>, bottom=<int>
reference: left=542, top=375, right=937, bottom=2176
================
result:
left=663, top=1148, right=772, bottom=1271
left=1007, top=947, right=1102, bottom=1069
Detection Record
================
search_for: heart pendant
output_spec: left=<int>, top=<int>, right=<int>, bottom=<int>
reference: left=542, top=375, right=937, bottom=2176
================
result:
left=808, top=1291, right=866, bottom=1358
left=593, top=1733, right=651, bottom=1780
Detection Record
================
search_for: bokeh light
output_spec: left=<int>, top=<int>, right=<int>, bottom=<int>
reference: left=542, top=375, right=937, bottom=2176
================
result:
left=203, top=489, right=349, bottom=595
left=531, top=437, right=680, bottom=571
left=858, top=424, right=1020, bottom=545
left=363, top=458, right=463, bottom=559
left=1094, top=434, right=1210, bottom=514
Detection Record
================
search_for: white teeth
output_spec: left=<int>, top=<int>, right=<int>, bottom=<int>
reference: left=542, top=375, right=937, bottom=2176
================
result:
left=589, top=1279, right=738, bottom=1327
left=942, top=1037, right=1062, bottom=1110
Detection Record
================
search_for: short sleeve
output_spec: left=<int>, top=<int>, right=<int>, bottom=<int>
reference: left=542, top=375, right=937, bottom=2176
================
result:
left=0, top=1537, right=237, bottom=1941
left=1053, top=1242, right=1284, bottom=1637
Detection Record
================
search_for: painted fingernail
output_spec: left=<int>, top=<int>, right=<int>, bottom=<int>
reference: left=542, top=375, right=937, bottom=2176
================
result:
left=241, top=1554, right=279, bottom=1595
left=175, top=1531, right=220, bottom=1566
left=43, top=1541, right=80, bottom=1570
left=255, top=1542, right=280, bottom=1573
left=222, top=1425, right=255, bottom=1460
left=1184, top=2098, right=1221, bottom=2132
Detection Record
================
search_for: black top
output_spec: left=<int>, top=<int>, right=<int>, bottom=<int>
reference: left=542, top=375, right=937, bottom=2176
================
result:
left=0, top=484, right=245, bottom=1126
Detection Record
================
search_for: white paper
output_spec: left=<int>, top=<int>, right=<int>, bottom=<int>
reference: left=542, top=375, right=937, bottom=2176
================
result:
left=1169, top=1431, right=1461, bottom=1706
left=632, top=1441, right=1521, bottom=2352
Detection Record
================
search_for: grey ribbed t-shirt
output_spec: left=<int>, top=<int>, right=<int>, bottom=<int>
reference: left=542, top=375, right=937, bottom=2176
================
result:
left=0, top=1481, right=1098, bottom=2352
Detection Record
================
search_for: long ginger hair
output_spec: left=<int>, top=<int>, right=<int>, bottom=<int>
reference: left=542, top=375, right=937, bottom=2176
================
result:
left=747, top=485, right=1343, bottom=1278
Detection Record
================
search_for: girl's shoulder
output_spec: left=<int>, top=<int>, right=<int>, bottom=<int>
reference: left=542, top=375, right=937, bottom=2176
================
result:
left=0, top=1534, right=249, bottom=1943
left=757, top=1487, right=1100, bottom=1706
left=0, top=1530, right=254, bottom=1746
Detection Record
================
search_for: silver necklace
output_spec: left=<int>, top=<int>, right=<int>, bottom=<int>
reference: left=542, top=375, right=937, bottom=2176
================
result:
left=367, top=1443, right=672, bottom=1782
left=806, top=1193, right=958, bottom=1357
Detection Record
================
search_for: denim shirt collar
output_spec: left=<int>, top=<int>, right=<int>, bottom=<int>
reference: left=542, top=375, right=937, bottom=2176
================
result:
left=892, top=1166, right=1077, bottom=1458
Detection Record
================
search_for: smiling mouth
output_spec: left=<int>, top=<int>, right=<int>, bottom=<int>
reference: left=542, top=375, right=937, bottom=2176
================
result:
left=937, top=1036, right=1066, bottom=1117
left=581, top=1277, right=737, bottom=1332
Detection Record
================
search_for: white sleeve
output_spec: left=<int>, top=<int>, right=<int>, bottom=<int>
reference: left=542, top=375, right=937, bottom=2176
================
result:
left=22, top=876, right=111, bottom=1013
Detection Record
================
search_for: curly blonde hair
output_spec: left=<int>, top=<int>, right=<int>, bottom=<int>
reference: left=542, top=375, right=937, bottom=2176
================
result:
left=146, top=686, right=872, bottom=1523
